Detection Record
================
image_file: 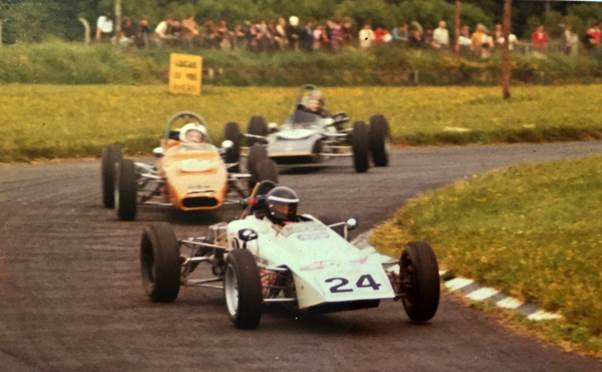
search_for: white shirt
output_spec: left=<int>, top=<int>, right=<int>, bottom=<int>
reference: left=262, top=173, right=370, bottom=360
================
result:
left=155, top=21, right=168, bottom=38
left=359, top=29, right=374, bottom=48
left=433, top=27, right=449, bottom=47
left=497, top=34, right=518, bottom=50
left=458, top=35, right=472, bottom=46
left=96, top=16, right=113, bottom=34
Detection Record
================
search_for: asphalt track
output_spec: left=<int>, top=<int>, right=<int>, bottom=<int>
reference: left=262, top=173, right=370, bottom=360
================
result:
left=1, top=141, right=602, bottom=371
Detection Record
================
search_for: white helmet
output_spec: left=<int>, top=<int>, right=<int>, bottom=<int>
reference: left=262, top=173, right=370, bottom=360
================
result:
left=289, top=16, right=299, bottom=27
left=179, top=122, right=208, bottom=143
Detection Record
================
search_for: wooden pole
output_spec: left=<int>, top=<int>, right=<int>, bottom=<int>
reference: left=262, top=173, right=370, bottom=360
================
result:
left=114, top=0, right=122, bottom=33
left=501, top=0, right=512, bottom=99
left=454, top=0, right=461, bottom=53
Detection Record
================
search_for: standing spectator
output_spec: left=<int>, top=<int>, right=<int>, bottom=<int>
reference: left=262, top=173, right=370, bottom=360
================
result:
left=457, top=25, right=472, bottom=55
left=217, top=20, right=232, bottom=50
left=432, top=20, right=449, bottom=49
left=563, top=24, right=579, bottom=56
left=181, top=15, right=200, bottom=48
left=392, top=23, right=409, bottom=44
left=495, top=26, right=518, bottom=51
left=117, top=16, right=134, bottom=48
left=373, top=26, right=387, bottom=44
left=232, top=23, right=246, bottom=49
left=286, top=16, right=301, bottom=50
left=329, top=20, right=344, bottom=51
left=134, top=16, right=152, bottom=48
left=300, top=21, right=314, bottom=51
left=585, top=23, right=601, bottom=48
left=154, top=16, right=176, bottom=46
left=313, top=24, right=328, bottom=50
left=480, top=29, right=494, bottom=58
left=341, top=18, right=354, bottom=45
left=274, top=17, right=288, bottom=50
left=256, top=20, right=272, bottom=52
left=95, top=14, right=113, bottom=42
left=531, top=25, right=548, bottom=51
left=471, top=24, right=486, bottom=55
left=359, top=24, right=374, bottom=48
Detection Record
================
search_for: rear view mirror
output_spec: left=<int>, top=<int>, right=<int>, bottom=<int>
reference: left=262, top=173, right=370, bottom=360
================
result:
left=221, top=140, right=234, bottom=149
left=268, top=122, right=279, bottom=133
left=238, top=228, right=258, bottom=242
left=346, top=218, right=358, bottom=231
left=152, top=147, right=164, bottom=158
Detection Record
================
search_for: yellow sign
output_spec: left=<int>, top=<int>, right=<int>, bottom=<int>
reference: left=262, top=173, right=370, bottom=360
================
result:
left=169, top=53, right=202, bottom=96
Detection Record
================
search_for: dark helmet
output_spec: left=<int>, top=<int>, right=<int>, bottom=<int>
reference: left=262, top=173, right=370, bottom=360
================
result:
left=265, top=186, right=299, bottom=223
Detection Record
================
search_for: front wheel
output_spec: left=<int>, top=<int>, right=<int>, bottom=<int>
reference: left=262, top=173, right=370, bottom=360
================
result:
left=399, top=241, right=440, bottom=322
left=115, top=159, right=138, bottom=221
left=224, top=122, right=241, bottom=171
left=352, top=121, right=370, bottom=173
left=101, top=144, right=122, bottom=208
left=140, top=223, right=181, bottom=302
left=224, top=249, right=263, bottom=329
left=369, top=114, right=390, bottom=167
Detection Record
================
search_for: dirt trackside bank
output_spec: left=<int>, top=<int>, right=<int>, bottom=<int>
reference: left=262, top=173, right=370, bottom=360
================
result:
left=371, top=156, right=602, bottom=356
left=1, top=84, right=601, bottom=162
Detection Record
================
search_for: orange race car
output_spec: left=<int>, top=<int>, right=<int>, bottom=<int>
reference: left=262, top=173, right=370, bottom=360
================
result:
left=101, top=111, right=278, bottom=221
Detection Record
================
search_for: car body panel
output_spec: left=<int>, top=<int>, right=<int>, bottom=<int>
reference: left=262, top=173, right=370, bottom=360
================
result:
left=226, top=215, right=395, bottom=309
left=159, top=144, right=228, bottom=211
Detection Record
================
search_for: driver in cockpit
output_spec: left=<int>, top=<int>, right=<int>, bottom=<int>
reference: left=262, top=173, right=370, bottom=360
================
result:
left=291, top=89, right=331, bottom=123
left=179, top=123, right=208, bottom=144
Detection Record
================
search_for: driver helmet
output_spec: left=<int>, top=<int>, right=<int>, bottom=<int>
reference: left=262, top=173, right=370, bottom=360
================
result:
left=179, top=123, right=208, bottom=143
left=301, top=89, right=325, bottom=113
left=265, top=186, right=299, bottom=224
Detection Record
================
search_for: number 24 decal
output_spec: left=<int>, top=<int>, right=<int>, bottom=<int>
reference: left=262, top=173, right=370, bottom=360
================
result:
left=325, top=274, right=382, bottom=293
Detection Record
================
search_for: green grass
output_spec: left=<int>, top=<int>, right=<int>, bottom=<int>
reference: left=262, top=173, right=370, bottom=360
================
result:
left=371, top=156, right=602, bottom=356
left=1, top=84, right=602, bottom=162
left=1, top=41, right=601, bottom=86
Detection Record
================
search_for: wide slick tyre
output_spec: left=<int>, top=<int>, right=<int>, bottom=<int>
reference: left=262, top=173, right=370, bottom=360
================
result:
left=247, top=116, right=268, bottom=147
left=369, top=114, right=390, bottom=167
left=224, top=249, right=263, bottom=329
left=399, top=241, right=440, bottom=322
left=224, top=121, right=242, bottom=170
left=115, top=159, right=138, bottom=221
left=352, top=121, right=370, bottom=173
left=140, top=223, right=181, bottom=302
left=101, top=144, right=122, bottom=208
left=247, top=144, right=274, bottom=190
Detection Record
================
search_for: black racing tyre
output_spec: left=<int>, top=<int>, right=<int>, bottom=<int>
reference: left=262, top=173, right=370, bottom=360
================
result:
left=254, top=159, right=279, bottom=188
left=247, top=116, right=268, bottom=146
left=115, top=159, right=138, bottom=221
left=140, top=223, right=181, bottom=302
left=400, top=241, right=440, bottom=322
left=352, top=121, right=370, bottom=173
left=101, top=144, right=123, bottom=208
left=224, top=249, right=263, bottom=329
left=247, top=143, right=268, bottom=188
left=311, top=140, right=323, bottom=163
left=224, top=122, right=242, bottom=171
left=369, top=114, right=390, bottom=167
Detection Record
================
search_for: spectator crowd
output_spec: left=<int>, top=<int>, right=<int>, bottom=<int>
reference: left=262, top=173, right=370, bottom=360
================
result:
left=95, top=13, right=602, bottom=57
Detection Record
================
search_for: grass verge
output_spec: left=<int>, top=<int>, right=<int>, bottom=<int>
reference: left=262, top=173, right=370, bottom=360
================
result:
left=1, top=84, right=601, bottom=162
left=370, top=156, right=602, bottom=356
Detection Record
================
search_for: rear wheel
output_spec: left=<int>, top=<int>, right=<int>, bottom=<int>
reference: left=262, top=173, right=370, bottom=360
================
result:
left=115, top=159, right=138, bottom=221
left=369, top=114, right=390, bottom=167
left=224, top=122, right=242, bottom=171
left=399, top=241, right=440, bottom=322
left=101, top=144, right=122, bottom=208
left=247, top=116, right=268, bottom=147
left=140, top=223, right=181, bottom=302
left=352, top=121, right=370, bottom=173
left=224, top=249, right=263, bottom=329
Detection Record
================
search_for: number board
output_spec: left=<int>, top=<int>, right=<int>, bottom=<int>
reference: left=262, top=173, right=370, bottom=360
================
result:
left=169, top=53, right=203, bottom=96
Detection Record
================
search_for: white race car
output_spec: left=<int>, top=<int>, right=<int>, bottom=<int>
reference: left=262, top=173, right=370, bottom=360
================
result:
left=139, top=181, right=440, bottom=329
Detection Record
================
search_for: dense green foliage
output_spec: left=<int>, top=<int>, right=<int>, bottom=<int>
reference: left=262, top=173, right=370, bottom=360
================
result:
left=1, top=84, right=601, bottom=162
left=1, top=42, right=602, bottom=86
left=371, top=156, right=602, bottom=355
left=1, top=0, right=601, bottom=43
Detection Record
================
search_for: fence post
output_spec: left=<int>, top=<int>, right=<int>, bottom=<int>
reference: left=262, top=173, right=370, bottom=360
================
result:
left=79, top=17, right=90, bottom=45
left=0, top=19, right=3, bottom=47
